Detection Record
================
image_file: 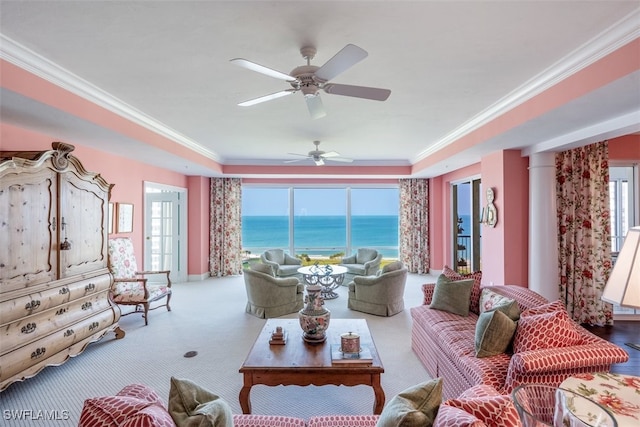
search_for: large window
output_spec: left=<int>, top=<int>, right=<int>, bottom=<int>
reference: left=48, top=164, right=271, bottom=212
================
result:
left=609, top=165, right=639, bottom=317
left=242, top=186, right=399, bottom=258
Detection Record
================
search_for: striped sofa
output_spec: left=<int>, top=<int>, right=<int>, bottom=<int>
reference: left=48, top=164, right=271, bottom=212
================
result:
left=411, top=283, right=630, bottom=400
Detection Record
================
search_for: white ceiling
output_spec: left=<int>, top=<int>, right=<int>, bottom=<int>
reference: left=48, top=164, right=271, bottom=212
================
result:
left=1, top=1, right=639, bottom=179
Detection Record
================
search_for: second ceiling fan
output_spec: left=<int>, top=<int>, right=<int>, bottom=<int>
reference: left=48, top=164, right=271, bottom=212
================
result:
left=231, top=44, right=391, bottom=119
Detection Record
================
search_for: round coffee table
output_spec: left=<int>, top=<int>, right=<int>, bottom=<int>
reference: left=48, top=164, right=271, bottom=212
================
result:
left=298, top=264, right=348, bottom=299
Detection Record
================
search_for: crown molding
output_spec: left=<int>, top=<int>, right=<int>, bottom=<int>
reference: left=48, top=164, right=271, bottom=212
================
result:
left=0, top=33, right=221, bottom=163
left=415, top=8, right=640, bottom=162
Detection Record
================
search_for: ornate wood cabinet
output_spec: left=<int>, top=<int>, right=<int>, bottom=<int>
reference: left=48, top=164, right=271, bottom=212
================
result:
left=0, top=142, right=123, bottom=391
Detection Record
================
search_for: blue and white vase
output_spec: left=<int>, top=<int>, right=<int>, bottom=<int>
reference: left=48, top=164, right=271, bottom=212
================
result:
left=299, top=284, right=331, bottom=343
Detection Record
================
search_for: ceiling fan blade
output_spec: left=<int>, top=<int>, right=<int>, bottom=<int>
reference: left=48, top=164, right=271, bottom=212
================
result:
left=230, top=58, right=296, bottom=81
left=284, top=158, right=308, bottom=164
left=325, top=157, right=353, bottom=163
left=314, top=44, right=368, bottom=82
left=305, top=95, right=327, bottom=119
left=323, top=83, right=391, bottom=101
left=238, top=89, right=296, bottom=106
left=321, top=151, right=340, bottom=158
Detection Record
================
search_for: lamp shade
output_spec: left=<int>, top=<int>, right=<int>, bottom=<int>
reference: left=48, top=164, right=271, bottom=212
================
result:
left=602, top=226, right=640, bottom=308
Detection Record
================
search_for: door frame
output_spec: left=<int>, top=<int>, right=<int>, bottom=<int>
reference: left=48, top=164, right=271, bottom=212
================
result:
left=143, top=181, right=188, bottom=283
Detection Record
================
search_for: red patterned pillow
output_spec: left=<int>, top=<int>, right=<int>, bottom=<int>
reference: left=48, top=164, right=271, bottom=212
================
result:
left=79, top=384, right=174, bottom=427
left=443, top=266, right=482, bottom=314
left=520, top=300, right=565, bottom=317
left=441, top=395, right=521, bottom=427
left=433, top=405, right=487, bottom=427
left=513, top=309, right=583, bottom=353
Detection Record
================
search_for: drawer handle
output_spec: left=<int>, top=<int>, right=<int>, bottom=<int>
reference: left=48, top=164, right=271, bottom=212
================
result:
left=55, top=307, right=68, bottom=316
left=25, top=300, right=41, bottom=311
left=88, top=321, right=100, bottom=331
left=64, top=329, right=74, bottom=337
left=59, top=287, right=69, bottom=295
left=31, top=347, right=46, bottom=360
left=81, top=302, right=93, bottom=310
left=85, top=283, right=96, bottom=292
left=21, top=323, right=36, bottom=334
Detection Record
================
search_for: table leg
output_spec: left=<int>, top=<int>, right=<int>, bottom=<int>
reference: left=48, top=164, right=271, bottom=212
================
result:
left=239, top=384, right=252, bottom=414
left=372, top=375, right=385, bottom=415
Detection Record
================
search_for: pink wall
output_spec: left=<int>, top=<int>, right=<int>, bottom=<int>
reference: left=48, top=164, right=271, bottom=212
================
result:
left=0, top=123, right=207, bottom=274
left=609, top=134, right=640, bottom=160
left=187, top=176, right=211, bottom=276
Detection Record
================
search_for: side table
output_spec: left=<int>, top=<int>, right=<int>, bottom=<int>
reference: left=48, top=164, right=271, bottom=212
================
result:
left=560, top=372, right=640, bottom=426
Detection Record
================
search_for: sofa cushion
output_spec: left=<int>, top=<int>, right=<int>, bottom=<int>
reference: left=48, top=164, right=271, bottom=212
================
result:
left=168, top=377, right=233, bottom=427
left=233, top=414, right=307, bottom=427
left=375, top=378, right=443, bottom=427
left=79, top=384, right=174, bottom=427
left=478, top=289, right=521, bottom=320
left=430, top=274, right=474, bottom=316
left=474, top=310, right=517, bottom=358
left=309, top=415, right=380, bottom=427
left=513, top=309, right=582, bottom=353
left=433, top=405, right=486, bottom=427
left=520, top=299, right=565, bottom=317
left=443, top=266, right=483, bottom=314
left=441, top=395, right=521, bottom=427
left=252, top=263, right=274, bottom=276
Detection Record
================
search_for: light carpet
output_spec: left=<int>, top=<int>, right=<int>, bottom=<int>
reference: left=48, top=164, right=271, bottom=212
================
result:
left=0, top=272, right=437, bottom=426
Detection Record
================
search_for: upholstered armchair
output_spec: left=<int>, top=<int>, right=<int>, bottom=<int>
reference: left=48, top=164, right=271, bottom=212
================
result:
left=107, top=237, right=172, bottom=325
left=260, top=249, right=302, bottom=277
left=244, top=263, right=304, bottom=318
left=348, top=261, right=408, bottom=316
left=340, top=248, right=383, bottom=276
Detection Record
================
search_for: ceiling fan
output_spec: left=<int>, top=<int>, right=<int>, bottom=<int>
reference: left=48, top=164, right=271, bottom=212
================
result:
left=231, top=44, right=391, bottom=119
left=285, top=141, right=353, bottom=166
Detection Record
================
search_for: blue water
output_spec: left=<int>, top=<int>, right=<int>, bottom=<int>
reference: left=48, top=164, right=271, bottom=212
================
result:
left=242, top=215, right=399, bottom=257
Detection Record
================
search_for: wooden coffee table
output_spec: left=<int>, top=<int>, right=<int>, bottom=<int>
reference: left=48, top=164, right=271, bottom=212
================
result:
left=239, top=318, right=385, bottom=414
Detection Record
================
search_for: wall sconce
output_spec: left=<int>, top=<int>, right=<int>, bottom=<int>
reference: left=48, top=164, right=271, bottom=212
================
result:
left=479, top=187, right=498, bottom=227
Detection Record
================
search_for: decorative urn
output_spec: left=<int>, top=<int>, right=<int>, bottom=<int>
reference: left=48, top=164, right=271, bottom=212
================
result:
left=298, top=284, right=331, bottom=343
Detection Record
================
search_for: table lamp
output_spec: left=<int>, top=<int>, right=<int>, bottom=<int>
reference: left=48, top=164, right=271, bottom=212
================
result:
left=601, top=226, right=640, bottom=347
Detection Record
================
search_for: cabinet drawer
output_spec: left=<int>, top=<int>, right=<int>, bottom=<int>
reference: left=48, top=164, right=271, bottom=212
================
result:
left=0, top=308, right=117, bottom=383
left=0, top=274, right=111, bottom=325
left=0, top=291, right=112, bottom=354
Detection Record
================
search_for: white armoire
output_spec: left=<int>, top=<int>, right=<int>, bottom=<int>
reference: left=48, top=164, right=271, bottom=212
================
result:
left=0, top=142, right=123, bottom=391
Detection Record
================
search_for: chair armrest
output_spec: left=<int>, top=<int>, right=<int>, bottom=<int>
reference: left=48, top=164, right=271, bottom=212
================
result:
left=508, top=342, right=629, bottom=375
left=274, top=277, right=301, bottom=288
left=353, top=275, right=380, bottom=286
left=137, top=270, right=172, bottom=287
left=341, top=254, right=356, bottom=264
left=112, top=277, right=149, bottom=298
left=422, top=283, right=436, bottom=305
left=284, top=254, right=302, bottom=265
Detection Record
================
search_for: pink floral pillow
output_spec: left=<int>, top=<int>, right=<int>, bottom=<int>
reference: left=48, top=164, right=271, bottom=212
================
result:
left=441, top=395, right=522, bottom=427
left=513, top=309, right=583, bottom=353
left=443, top=266, right=483, bottom=314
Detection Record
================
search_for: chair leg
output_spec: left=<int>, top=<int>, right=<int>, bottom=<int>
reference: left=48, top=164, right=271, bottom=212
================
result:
left=165, top=293, right=172, bottom=312
left=143, top=302, right=150, bottom=326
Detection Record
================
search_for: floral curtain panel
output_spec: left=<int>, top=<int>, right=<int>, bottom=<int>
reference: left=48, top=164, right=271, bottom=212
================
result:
left=556, top=141, right=613, bottom=325
left=399, top=179, right=430, bottom=274
left=210, top=178, right=243, bottom=276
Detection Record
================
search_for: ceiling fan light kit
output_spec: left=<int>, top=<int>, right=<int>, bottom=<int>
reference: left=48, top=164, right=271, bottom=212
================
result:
left=231, top=44, right=391, bottom=119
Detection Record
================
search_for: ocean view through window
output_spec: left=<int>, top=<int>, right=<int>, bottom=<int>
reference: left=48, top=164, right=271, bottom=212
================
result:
left=242, top=187, right=399, bottom=258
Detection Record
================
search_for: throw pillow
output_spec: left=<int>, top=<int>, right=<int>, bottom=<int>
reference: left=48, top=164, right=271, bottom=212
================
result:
left=429, top=274, right=474, bottom=316
left=441, top=395, right=521, bottom=427
left=474, top=310, right=518, bottom=358
left=513, top=309, right=583, bottom=353
left=443, top=266, right=482, bottom=314
left=168, top=377, right=233, bottom=427
left=520, top=300, right=565, bottom=317
left=375, top=378, right=443, bottom=427
left=382, top=261, right=404, bottom=274
left=252, top=263, right=274, bottom=276
left=79, top=384, right=174, bottom=427
left=479, top=289, right=521, bottom=321
left=432, top=405, right=486, bottom=427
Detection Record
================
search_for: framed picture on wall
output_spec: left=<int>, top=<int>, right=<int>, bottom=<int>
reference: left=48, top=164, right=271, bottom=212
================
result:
left=116, top=203, right=134, bottom=233
left=108, top=202, right=114, bottom=234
